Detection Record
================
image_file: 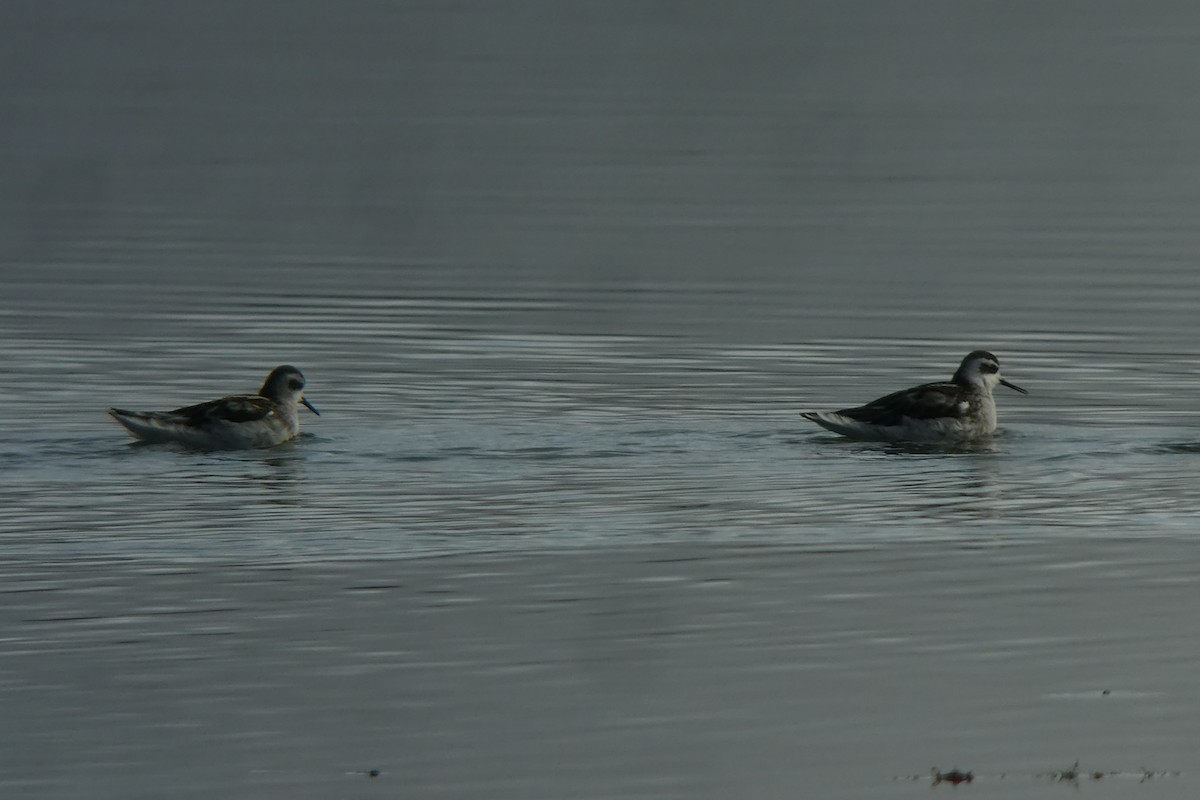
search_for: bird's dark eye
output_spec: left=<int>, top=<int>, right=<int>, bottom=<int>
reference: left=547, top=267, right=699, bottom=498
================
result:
left=980, top=362, right=998, bottom=374
left=288, top=379, right=304, bottom=391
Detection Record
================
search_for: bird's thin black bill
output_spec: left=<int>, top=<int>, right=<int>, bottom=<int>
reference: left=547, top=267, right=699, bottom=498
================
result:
left=1000, top=379, right=1027, bottom=394
left=302, top=397, right=321, bottom=415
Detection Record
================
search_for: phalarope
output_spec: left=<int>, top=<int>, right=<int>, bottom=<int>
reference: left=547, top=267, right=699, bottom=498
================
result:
left=109, top=365, right=319, bottom=449
left=801, top=350, right=1026, bottom=442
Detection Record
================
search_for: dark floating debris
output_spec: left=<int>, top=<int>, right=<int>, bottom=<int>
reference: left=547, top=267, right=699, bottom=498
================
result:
left=1051, top=760, right=1081, bottom=784
left=931, top=767, right=974, bottom=786
left=368, top=769, right=380, bottom=778
left=896, top=762, right=1183, bottom=786
left=1139, top=766, right=1182, bottom=783
left=1037, top=760, right=1186, bottom=784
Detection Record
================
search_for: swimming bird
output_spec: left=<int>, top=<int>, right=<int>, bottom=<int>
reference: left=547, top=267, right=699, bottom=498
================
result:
left=801, top=350, right=1026, bottom=442
left=109, top=365, right=319, bottom=449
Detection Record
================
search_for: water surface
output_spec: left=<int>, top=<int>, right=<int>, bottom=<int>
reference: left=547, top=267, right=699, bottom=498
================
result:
left=3, top=1, right=1200, bottom=797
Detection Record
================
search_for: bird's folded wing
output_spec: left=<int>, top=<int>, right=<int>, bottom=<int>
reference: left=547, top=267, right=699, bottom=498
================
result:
left=170, top=395, right=275, bottom=425
left=837, top=382, right=968, bottom=426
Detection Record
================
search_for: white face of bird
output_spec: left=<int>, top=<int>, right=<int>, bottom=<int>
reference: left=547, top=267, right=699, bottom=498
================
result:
left=262, top=366, right=320, bottom=414
left=956, top=351, right=1027, bottom=394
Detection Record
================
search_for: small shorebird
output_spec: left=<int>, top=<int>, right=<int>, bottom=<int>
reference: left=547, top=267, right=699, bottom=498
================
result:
left=801, top=350, right=1026, bottom=442
left=109, top=365, right=319, bottom=449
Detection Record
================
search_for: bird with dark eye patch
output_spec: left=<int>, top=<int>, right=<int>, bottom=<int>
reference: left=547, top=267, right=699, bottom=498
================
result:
left=801, top=350, right=1026, bottom=442
left=109, top=365, right=320, bottom=449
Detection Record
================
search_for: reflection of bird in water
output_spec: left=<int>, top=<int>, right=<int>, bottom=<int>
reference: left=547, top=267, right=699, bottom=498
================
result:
left=110, top=365, right=319, bottom=449
left=802, top=351, right=1026, bottom=442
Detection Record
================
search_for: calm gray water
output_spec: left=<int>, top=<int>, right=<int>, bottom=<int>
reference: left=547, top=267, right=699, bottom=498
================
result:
left=3, top=2, right=1200, bottom=798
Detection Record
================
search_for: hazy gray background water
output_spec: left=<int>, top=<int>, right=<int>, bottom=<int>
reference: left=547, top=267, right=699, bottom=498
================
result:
left=3, top=2, right=1200, bottom=798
